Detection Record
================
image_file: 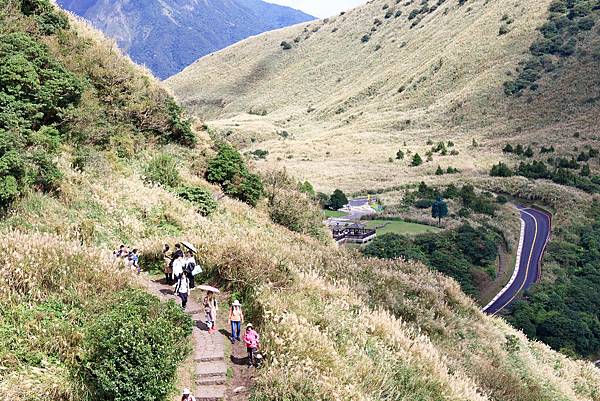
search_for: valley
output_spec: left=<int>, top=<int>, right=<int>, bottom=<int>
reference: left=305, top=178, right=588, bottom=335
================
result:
left=2, top=0, right=600, bottom=400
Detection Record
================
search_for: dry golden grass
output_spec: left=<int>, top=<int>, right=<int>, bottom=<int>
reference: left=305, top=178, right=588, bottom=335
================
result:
left=166, top=0, right=566, bottom=193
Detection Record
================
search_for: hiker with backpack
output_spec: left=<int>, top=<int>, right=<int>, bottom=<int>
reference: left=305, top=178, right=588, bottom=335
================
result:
left=243, top=323, right=260, bottom=367
left=184, top=250, right=199, bottom=289
left=228, top=300, right=244, bottom=344
left=175, top=271, right=191, bottom=309
left=203, top=291, right=218, bottom=334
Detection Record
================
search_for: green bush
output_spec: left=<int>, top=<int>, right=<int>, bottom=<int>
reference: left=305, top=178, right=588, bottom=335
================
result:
left=144, top=154, right=180, bottom=188
left=206, top=143, right=264, bottom=206
left=176, top=186, right=217, bottom=216
left=490, top=162, right=513, bottom=177
left=82, top=290, right=192, bottom=401
left=165, top=100, right=196, bottom=147
left=206, top=143, right=246, bottom=184
left=21, top=0, right=69, bottom=35
left=0, top=31, right=85, bottom=209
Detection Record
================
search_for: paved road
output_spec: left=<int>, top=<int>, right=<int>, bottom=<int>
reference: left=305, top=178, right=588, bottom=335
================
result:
left=483, top=207, right=552, bottom=315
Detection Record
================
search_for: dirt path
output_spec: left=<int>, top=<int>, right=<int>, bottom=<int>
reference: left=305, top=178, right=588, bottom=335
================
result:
left=143, top=276, right=253, bottom=401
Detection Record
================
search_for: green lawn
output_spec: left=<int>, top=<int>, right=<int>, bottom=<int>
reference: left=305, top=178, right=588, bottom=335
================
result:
left=323, top=209, right=348, bottom=218
left=364, top=220, right=440, bottom=235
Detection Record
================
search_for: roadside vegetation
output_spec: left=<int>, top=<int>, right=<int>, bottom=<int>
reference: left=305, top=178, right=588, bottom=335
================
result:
left=364, top=224, right=499, bottom=298
left=509, top=200, right=600, bottom=357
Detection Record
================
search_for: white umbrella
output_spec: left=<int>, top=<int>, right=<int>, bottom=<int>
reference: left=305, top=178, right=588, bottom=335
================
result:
left=181, top=241, right=197, bottom=253
left=197, top=284, right=220, bottom=293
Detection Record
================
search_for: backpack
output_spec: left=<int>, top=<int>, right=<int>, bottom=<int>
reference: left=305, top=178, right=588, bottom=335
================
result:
left=185, top=261, right=195, bottom=274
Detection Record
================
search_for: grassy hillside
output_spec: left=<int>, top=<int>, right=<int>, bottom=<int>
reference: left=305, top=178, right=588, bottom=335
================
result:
left=2, top=1, right=600, bottom=400
left=167, top=0, right=600, bottom=194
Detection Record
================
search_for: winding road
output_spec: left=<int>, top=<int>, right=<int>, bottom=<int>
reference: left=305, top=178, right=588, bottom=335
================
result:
left=483, top=207, right=552, bottom=315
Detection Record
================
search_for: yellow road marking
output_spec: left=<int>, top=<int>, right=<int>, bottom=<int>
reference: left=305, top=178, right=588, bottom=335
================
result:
left=492, top=209, right=538, bottom=315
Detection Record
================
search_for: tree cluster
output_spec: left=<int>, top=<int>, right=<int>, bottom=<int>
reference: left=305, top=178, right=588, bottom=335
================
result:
left=363, top=224, right=499, bottom=297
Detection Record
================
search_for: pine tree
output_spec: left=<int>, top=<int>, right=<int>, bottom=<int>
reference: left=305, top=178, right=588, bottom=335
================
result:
left=412, top=153, right=423, bottom=166
left=431, top=197, right=449, bottom=225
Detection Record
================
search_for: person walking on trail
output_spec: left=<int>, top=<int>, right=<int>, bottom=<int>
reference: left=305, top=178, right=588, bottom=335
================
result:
left=228, top=300, right=244, bottom=343
left=203, top=291, right=218, bottom=334
left=243, top=323, right=260, bottom=367
left=181, top=388, right=196, bottom=401
left=163, top=244, right=173, bottom=284
left=172, top=244, right=185, bottom=282
left=175, top=272, right=190, bottom=309
left=128, top=249, right=140, bottom=274
left=184, top=251, right=198, bottom=289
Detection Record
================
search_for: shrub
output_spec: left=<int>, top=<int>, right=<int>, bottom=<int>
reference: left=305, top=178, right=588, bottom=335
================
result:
left=280, top=41, right=293, bottom=50
left=361, top=34, right=371, bottom=43
left=81, top=290, right=192, bottom=401
left=264, top=171, right=325, bottom=239
left=435, top=165, right=444, bottom=175
left=496, top=195, right=508, bottom=204
left=175, top=186, right=217, bottom=216
left=490, top=162, right=514, bottom=177
left=165, top=100, right=196, bottom=147
left=144, top=154, right=180, bottom=188
left=415, top=198, right=433, bottom=209
left=499, top=25, right=510, bottom=35
left=396, top=149, right=405, bottom=160
left=228, top=172, right=263, bottom=207
left=412, top=153, right=423, bottom=166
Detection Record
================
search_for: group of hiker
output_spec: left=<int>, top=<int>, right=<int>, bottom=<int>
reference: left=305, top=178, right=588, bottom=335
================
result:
left=116, top=240, right=262, bottom=400
left=113, top=245, right=140, bottom=273
left=162, top=242, right=203, bottom=309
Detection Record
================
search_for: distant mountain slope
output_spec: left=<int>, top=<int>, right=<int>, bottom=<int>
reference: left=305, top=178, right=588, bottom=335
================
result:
left=57, top=0, right=315, bottom=79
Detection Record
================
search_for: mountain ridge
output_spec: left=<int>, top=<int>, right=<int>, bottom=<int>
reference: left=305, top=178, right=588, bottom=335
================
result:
left=57, top=0, right=315, bottom=79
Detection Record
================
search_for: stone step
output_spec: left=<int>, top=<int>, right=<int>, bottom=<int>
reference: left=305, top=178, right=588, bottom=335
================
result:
left=196, top=375, right=227, bottom=386
left=195, top=384, right=226, bottom=401
left=194, top=349, right=225, bottom=362
left=196, top=361, right=227, bottom=378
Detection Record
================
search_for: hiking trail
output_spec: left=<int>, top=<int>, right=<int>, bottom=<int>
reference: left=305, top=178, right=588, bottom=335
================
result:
left=143, top=278, right=228, bottom=401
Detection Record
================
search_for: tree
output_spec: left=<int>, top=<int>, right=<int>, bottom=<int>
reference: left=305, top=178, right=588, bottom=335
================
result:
left=432, top=197, right=449, bottom=225
left=412, top=153, right=423, bottom=166
left=396, top=149, right=405, bottom=160
left=524, top=146, right=534, bottom=158
left=581, top=164, right=591, bottom=177
left=435, top=165, right=444, bottom=175
left=515, top=144, right=524, bottom=155
left=329, top=189, right=348, bottom=211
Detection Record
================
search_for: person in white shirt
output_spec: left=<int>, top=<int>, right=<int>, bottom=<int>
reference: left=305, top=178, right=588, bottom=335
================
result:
left=175, top=273, right=190, bottom=309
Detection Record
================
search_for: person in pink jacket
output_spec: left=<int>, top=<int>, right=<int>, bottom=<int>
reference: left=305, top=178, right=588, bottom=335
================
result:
left=243, top=323, right=260, bottom=367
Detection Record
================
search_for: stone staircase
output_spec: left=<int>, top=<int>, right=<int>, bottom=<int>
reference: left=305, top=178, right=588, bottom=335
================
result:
left=191, top=314, right=227, bottom=401
left=142, top=279, right=227, bottom=401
